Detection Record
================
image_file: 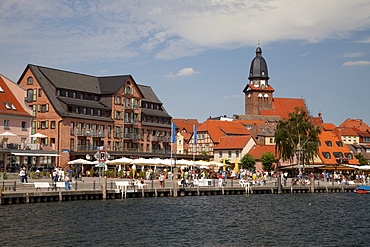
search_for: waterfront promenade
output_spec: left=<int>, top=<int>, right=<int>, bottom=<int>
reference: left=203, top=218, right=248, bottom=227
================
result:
left=0, top=176, right=360, bottom=205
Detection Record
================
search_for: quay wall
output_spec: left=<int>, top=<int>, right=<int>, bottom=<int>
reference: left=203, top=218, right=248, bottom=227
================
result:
left=0, top=185, right=358, bottom=205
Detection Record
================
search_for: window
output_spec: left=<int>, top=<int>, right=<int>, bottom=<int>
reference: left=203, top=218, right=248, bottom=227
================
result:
left=41, top=121, right=49, bottom=129
left=51, top=121, right=56, bottom=129
left=333, top=152, right=343, bottom=158
left=90, top=109, right=94, bottom=115
left=219, top=151, right=222, bottom=158
left=325, top=141, right=332, bottom=147
left=3, top=102, right=11, bottom=110
left=27, top=89, right=33, bottom=102
left=364, top=137, right=370, bottom=142
left=317, top=141, right=321, bottom=146
left=72, top=92, right=76, bottom=98
left=97, top=110, right=101, bottom=116
left=83, top=108, right=87, bottom=114
left=75, top=107, right=79, bottom=114
left=27, top=77, right=33, bottom=85
left=357, top=148, right=361, bottom=153
left=322, top=152, right=331, bottom=159
left=228, top=151, right=232, bottom=158
left=236, top=151, right=239, bottom=157
left=22, top=121, right=27, bottom=130
left=41, top=104, right=49, bottom=113
left=0, top=86, right=4, bottom=93
left=4, top=120, right=9, bottom=129
left=367, top=149, right=370, bottom=153
left=114, top=96, right=120, bottom=105
left=57, top=90, right=61, bottom=96
left=65, top=91, right=69, bottom=97
left=336, top=141, right=343, bottom=147
left=344, top=153, right=353, bottom=160
left=38, top=89, right=42, bottom=97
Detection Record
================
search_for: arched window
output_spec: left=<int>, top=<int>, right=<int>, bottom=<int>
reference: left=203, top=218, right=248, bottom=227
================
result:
left=27, top=77, right=33, bottom=85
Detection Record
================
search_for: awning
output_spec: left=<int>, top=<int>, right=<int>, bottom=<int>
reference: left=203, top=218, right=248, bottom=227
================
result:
left=11, top=152, right=61, bottom=157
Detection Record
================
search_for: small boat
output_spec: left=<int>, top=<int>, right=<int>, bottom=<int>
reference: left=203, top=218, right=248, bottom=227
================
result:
left=354, top=186, right=370, bottom=194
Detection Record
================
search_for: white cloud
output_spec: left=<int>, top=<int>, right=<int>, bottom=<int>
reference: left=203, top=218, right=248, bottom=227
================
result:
left=163, top=67, right=199, bottom=78
left=176, top=68, right=199, bottom=76
left=224, top=94, right=243, bottom=99
left=98, top=69, right=108, bottom=73
left=342, top=61, right=370, bottom=66
left=343, top=52, right=363, bottom=58
left=1, top=0, right=370, bottom=63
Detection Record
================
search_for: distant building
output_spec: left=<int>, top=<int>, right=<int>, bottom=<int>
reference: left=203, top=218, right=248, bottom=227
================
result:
left=17, top=65, right=172, bottom=168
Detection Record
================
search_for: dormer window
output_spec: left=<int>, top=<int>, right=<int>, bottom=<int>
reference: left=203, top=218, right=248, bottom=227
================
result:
left=3, top=102, right=11, bottom=110
left=336, top=141, right=343, bottom=147
left=322, top=152, right=331, bottom=159
left=0, top=86, right=4, bottom=93
left=325, top=141, right=332, bottom=147
left=11, top=103, right=17, bottom=110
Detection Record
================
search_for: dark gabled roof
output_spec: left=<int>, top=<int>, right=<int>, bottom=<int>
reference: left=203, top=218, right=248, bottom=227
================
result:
left=33, top=65, right=101, bottom=94
left=141, top=108, right=171, bottom=118
left=99, top=75, right=132, bottom=94
left=58, top=97, right=111, bottom=110
left=138, top=85, right=162, bottom=103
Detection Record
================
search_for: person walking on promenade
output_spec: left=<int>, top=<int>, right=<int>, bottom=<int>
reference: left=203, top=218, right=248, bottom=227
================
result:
left=19, top=168, right=25, bottom=183
left=64, top=173, right=71, bottom=191
left=24, top=168, right=28, bottom=183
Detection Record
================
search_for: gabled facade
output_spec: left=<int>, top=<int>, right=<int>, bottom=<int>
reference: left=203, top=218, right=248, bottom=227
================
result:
left=17, top=65, right=171, bottom=168
left=189, top=120, right=252, bottom=156
left=172, top=119, right=199, bottom=154
left=339, top=118, right=370, bottom=132
left=214, top=136, right=256, bottom=165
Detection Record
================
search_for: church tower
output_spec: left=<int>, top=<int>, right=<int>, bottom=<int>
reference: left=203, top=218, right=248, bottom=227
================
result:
left=243, top=47, right=274, bottom=115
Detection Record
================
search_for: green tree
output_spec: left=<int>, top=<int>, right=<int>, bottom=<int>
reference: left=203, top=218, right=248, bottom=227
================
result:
left=260, top=152, right=276, bottom=172
left=355, top=153, right=369, bottom=166
left=241, top=153, right=256, bottom=171
left=275, top=107, right=321, bottom=165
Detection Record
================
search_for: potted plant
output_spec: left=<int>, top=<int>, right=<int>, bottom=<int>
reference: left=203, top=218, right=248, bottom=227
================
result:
left=118, top=170, right=123, bottom=178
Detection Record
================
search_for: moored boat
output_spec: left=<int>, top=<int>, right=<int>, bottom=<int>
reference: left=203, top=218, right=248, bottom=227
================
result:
left=354, top=185, right=370, bottom=193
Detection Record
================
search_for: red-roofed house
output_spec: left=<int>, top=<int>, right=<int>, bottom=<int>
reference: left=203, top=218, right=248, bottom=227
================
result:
left=213, top=136, right=256, bottom=165
left=0, top=74, right=34, bottom=172
left=172, top=119, right=200, bottom=154
left=339, top=118, right=370, bottom=132
left=188, top=120, right=252, bottom=156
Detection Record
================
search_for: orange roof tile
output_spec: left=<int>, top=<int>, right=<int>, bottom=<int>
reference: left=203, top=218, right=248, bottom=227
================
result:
left=198, top=120, right=251, bottom=143
left=259, top=98, right=307, bottom=120
left=321, top=123, right=336, bottom=131
left=247, top=84, right=275, bottom=91
left=173, top=119, right=200, bottom=133
left=248, top=145, right=277, bottom=159
left=0, top=75, right=31, bottom=117
left=214, top=136, right=253, bottom=150
left=316, top=130, right=359, bottom=165
left=339, top=118, right=370, bottom=132
left=335, top=128, right=358, bottom=137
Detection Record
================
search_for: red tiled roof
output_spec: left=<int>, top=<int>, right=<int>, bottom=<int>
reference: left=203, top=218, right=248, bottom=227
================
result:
left=248, top=145, right=277, bottom=159
left=247, top=84, right=275, bottom=91
left=335, top=128, right=358, bottom=137
left=198, top=120, right=251, bottom=143
left=357, top=131, right=370, bottom=138
left=0, top=75, right=31, bottom=117
left=316, top=130, right=359, bottom=165
left=234, top=119, right=266, bottom=125
left=173, top=119, right=200, bottom=133
left=214, top=136, right=253, bottom=150
left=259, top=98, right=307, bottom=120
left=321, top=123, right=336, bottom=131
left=339, top=118, right=370, bottom=132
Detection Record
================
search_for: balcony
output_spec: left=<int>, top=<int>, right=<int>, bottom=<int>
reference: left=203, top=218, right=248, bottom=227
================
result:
left=124, top=119, right=139, bottom=125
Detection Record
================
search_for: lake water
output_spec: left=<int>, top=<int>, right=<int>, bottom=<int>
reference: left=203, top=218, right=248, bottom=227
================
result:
left=1, top=193, right=369, bottom=246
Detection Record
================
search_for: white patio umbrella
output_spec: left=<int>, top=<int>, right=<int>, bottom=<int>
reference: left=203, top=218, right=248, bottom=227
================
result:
left=67, top=158, right=96, bottom=165
left=106, top=157, right=133, bottom=165
left=175, top=159, right=193, bottom=166
left=0, top=131, right=17, bottom=136
left=194, top=160, right=211, bottom=166
left=30, top=133, right=48, bottom=138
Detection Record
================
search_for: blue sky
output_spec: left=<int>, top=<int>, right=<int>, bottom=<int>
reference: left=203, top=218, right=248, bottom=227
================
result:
left=1, top=0, right=370, bottom=126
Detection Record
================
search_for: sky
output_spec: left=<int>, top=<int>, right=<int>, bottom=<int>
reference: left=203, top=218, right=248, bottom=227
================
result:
left=1, top=0, right=370, bottom=126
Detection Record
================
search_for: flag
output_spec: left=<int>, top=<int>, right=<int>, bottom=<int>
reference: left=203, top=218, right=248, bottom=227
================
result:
left=193, top=125, right=197, bottom=144
left=171, top=122, right=177, bottom=143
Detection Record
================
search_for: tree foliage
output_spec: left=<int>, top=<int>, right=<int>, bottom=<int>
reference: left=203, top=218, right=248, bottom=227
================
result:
left=241, top=153, right=256, bottom=171
left=275, top=107, right=321, bottom=164
left=355, top=153, right=369, bottom=166
left=260, top=152, right=276, bottom=172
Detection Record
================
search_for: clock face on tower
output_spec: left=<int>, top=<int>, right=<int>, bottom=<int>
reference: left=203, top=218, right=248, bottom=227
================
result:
left=253, top=80, right=259, bottom=87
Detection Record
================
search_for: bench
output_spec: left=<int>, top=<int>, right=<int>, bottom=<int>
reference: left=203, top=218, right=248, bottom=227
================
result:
left=34, top=182, right=51, bottom=191
left=115, top=181, right=130, bottom=191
